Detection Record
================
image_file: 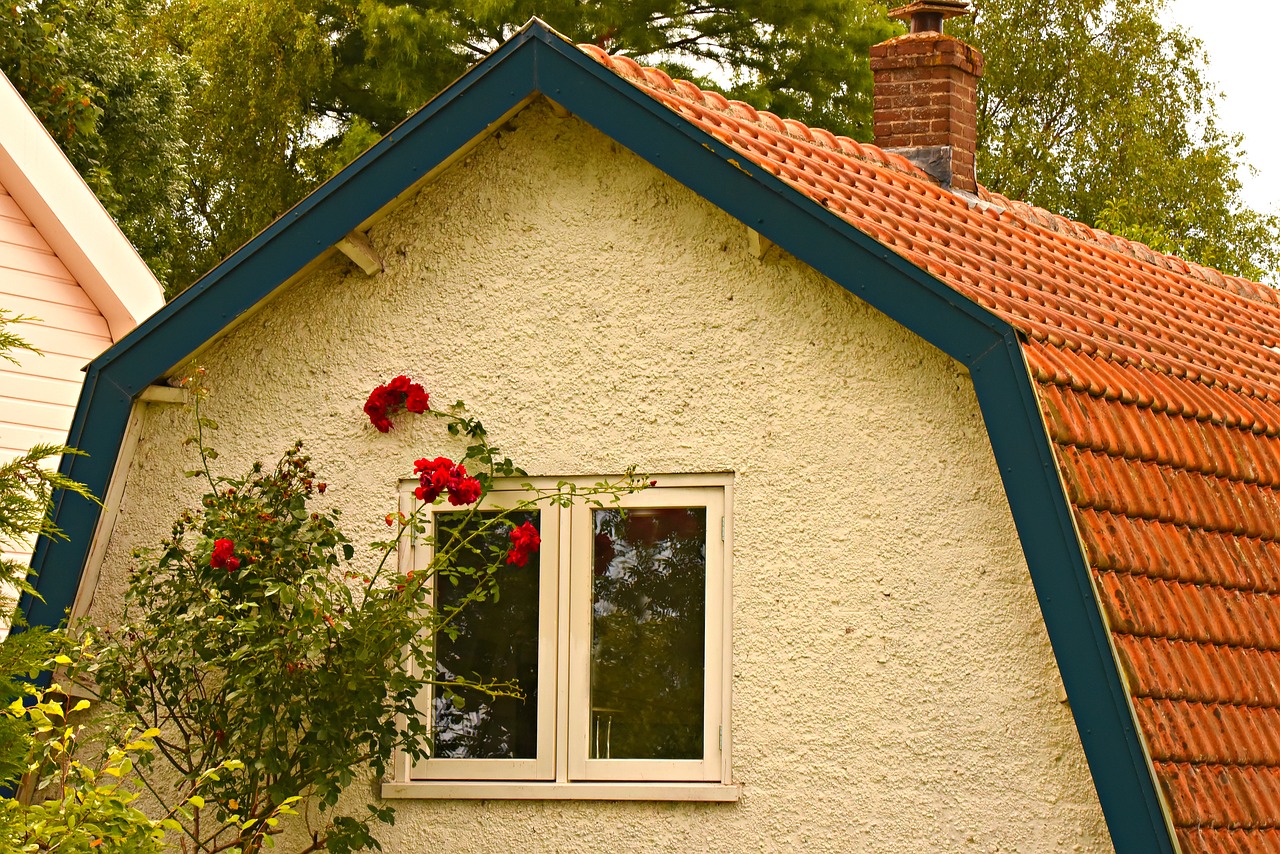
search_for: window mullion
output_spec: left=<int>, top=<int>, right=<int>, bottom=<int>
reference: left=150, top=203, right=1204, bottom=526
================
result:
left=566, top=501, right=593, bottom=780
left=555, top=503, right=573, bottom=783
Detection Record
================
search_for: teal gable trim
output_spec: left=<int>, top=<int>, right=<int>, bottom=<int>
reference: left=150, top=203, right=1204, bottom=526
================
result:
left=20, top=21, right=1171, bottom=851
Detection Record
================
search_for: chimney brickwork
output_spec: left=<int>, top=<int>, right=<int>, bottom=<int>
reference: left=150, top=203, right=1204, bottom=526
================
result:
left=869, top=29, right=984, bottom=193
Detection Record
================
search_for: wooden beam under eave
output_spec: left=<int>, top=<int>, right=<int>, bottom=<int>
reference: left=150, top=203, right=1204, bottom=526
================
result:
left=746, top=227, right=774, bottom=260
left=336, top=231, right=385, bottom=275
left=137, top=385, right=192, bottom=405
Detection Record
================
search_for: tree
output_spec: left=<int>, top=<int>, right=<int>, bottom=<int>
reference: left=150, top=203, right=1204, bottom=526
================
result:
left=954, top=0, right=1280, bottom=281
left=9, top=0, right=1278, bottom=289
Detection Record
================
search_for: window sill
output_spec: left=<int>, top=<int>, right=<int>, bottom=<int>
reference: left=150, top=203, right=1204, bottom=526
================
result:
left=380, top=780, right=741, bottom=802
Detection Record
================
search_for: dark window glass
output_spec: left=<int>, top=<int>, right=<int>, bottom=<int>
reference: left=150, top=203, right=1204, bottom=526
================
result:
left=590, top=507, right=706, bottom=760
left=432, top=510, right=539, bottom=759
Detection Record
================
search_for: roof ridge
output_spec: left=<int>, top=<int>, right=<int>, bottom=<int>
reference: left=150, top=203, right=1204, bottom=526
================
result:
left=576, top=43, right=1279, bottom=308
left=575, top=44, right=939, bottom=187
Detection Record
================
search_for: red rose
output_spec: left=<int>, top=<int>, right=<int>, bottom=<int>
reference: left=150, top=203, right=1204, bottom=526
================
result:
left=506, top=522, right=541, bottom=566
left=448, top=476, right=482, bottom=506
left=405, top=387, right=430, bottom=413
left=365, top=376, right=430, bottom=431
left=414, top=456, right=464, bottom=503
left=210, top=538, right=237, bottom=571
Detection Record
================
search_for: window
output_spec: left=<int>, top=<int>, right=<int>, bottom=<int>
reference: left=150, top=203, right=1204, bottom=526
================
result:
left=388, top=475, right=733, bottom=799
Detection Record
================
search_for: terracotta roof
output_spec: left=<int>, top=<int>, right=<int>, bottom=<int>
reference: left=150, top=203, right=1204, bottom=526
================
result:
left=579, top=43, right=1280, bottom=850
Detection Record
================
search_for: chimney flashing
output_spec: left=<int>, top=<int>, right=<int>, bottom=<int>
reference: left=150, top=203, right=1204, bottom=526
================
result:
left=885, top=145, right=954, bottom=188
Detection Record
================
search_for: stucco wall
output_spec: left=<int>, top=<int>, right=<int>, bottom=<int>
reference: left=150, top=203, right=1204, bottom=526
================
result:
left=89, top=101, right=1112, bottom=851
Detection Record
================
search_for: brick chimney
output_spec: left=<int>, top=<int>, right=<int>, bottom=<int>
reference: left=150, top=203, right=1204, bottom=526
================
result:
left=869, top=1, right=984, bottom=193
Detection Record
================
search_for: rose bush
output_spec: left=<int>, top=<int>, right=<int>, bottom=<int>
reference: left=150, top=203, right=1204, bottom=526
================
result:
left=82, top=374, right=645, bottom=853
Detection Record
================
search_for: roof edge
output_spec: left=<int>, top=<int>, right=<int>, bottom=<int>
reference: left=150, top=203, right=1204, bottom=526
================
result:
left=971, top=340, right=1177, bottom=853
left=0, top=71, right=164, bottom=341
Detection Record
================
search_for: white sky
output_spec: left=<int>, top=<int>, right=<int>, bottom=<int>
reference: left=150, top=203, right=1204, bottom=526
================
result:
left=1163, top=1, right=1280, bottom=216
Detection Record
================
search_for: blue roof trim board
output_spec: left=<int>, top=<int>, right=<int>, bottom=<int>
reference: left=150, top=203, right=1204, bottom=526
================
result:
left=19, top=21, right=1171, bottom=851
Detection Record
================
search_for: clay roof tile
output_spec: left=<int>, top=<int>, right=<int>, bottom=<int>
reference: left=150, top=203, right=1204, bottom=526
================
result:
left=580, top=44, right=1280, bottom=837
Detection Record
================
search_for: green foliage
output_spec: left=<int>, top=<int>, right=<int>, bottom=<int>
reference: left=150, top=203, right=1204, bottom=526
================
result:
left=0, top=442, right=93, bottom=614
left=955, top=0, right=1280, bottom=281
left=0, top=310, right=38, bottom=366
left=0, top=318, right=171, bottom=851
left=0, top=673, right=169, bottom=853
left=0, top=629, right=59, bottom=785
left=86, top=440, right=417, bottom=852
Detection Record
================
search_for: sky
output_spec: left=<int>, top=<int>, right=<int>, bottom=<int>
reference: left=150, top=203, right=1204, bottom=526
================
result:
left=1163, top=1, right=1280, bottom=216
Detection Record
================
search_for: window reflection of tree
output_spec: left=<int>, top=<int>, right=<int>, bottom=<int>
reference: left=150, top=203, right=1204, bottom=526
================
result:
left=591, top=507, right=706, bottom=760
left=433, top=510, right=540, bottom=759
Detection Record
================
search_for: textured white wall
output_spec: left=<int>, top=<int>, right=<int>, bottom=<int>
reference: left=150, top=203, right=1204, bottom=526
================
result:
left=89, top=101, right=1112, bottom=851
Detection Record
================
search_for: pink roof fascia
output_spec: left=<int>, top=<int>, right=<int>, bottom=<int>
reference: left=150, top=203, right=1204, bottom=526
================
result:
left=0, top=71, right=163, bottom=341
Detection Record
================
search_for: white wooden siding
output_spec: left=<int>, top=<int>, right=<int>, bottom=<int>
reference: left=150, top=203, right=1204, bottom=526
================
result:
left=1, top=176, right=111, bottom=460
left=1, top=175, right=113, bottom=580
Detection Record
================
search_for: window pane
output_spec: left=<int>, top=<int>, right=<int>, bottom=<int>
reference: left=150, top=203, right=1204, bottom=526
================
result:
left=432, top=510, right=539, bottom=759
left=590, top=507, right=706, bottom=760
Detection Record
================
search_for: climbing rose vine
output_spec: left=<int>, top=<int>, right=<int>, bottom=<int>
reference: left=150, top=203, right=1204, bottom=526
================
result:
left=82, top=372, right=643, bottom=854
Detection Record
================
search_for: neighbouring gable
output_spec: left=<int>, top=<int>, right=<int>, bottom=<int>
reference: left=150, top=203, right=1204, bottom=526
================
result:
left=0, top=173, right=113, bottom=461
left=0, top=71, right=163, bottom=571
left=0, top=72, right=162, bottom=343
left=0, top=71, right=162, bottom=456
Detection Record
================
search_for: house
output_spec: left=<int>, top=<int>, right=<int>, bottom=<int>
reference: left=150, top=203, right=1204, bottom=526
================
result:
left=0, top=69, right=164, bottom=566
left=20, top=7, right=1280, bottom=851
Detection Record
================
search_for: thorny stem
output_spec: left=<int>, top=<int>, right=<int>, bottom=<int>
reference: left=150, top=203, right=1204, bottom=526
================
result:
left=189, top=380, right=218, bottom=494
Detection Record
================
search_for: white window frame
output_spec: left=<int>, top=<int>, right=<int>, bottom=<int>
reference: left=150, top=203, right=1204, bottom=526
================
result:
left=406, top=490, right=560, bottom=782
left=387, top=473, right=736, bottom=801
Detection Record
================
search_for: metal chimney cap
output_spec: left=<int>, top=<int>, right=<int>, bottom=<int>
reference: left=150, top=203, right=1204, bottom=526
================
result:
left=888, top=1, right=971, bottom=33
